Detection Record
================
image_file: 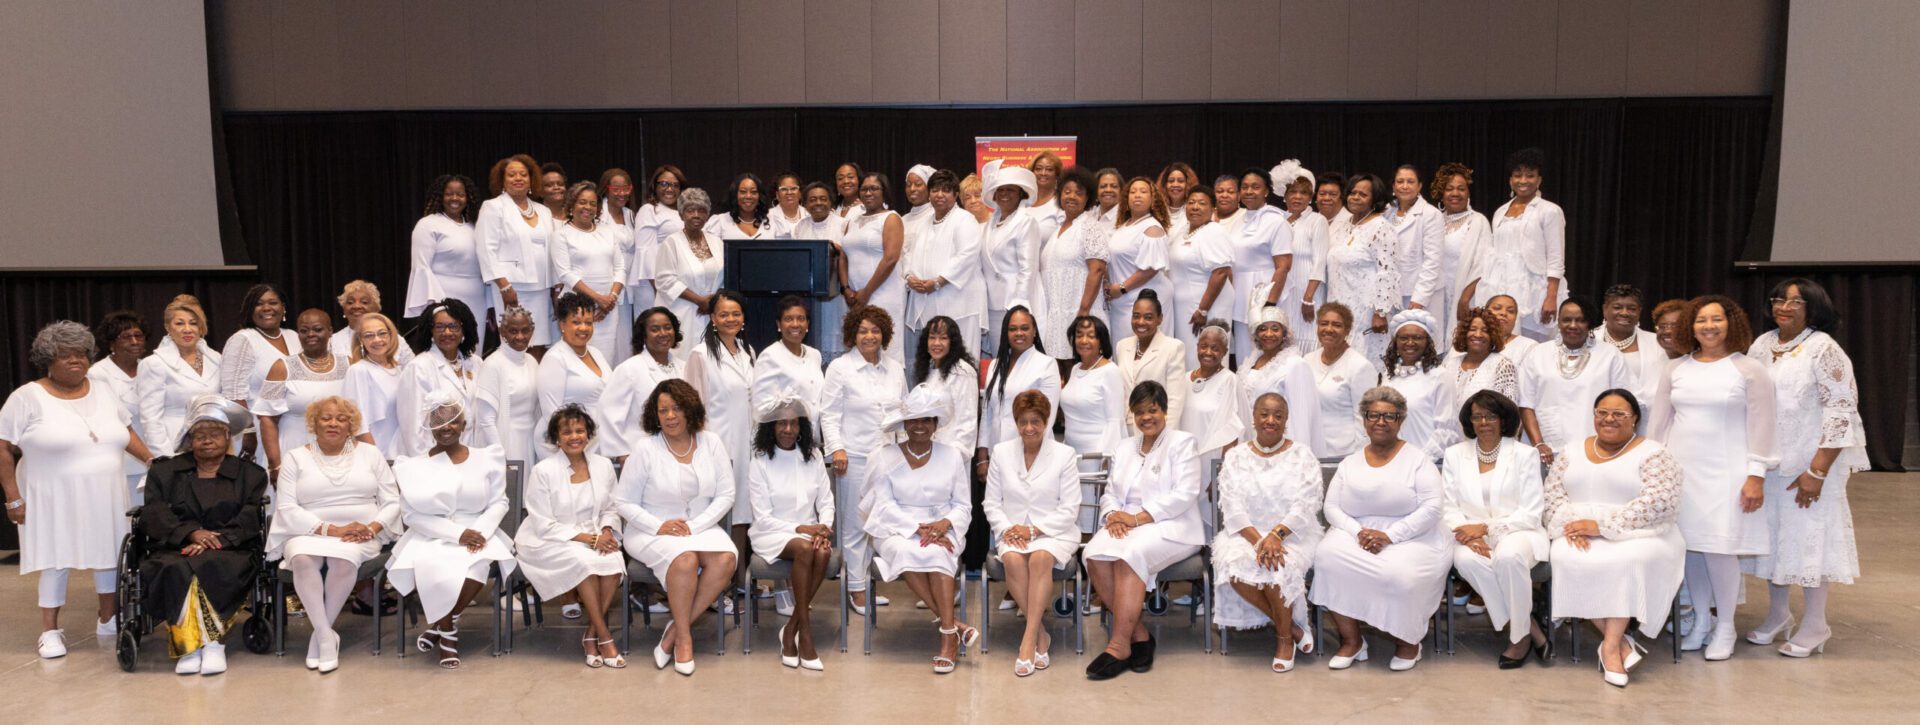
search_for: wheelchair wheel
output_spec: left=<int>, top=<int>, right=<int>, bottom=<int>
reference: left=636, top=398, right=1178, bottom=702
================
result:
left=242, top=615, right=273, bottom=655
left=116, top=628, right=138, bottom=672
left=1145, top=591, right=1170, bottom=616
left=1052, top=593, right=1076, bottom=617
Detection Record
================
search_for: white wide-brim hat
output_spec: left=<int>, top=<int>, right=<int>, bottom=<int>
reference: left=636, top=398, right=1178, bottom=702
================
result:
left=881, top=383, right=951, bottom=433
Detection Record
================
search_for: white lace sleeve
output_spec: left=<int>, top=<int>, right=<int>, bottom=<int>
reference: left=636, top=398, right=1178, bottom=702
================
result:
left=1080, top=213, right=1110, bottom=261
left=1812, top=340, right=1866, bottom=452
left=1541, top=454, right=1573, bottom=536
left=1598, top=449, right=1682, bottom=540
left=1489, top=356, right=1520, bottom=401
left=1366, top=223, right=1398, bottom=315
left=221, top=336, right=255, bottom=402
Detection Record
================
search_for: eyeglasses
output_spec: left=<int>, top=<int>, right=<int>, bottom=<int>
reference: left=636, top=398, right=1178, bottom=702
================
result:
left=1593, top=410, right=1635, bottom=422
left=1362, top=411, right=1406, bottom=423
left=1469, top=413, right=1501, bottom=423
left=1769, top=297, right=1805, bottom=309
left=777, top=186, right=801, bottom=193
left=432, top=323, right=463, bottom=333
left=606, top=183, right=633, bottom=192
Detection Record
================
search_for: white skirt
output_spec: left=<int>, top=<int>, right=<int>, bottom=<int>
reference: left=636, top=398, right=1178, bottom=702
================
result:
left=1743, top=469, right=1860, bottom=586
left=515, top=537, right=626, bottom=600
left=1083, top=522, right=1200, bottom=592
left=872, top=534, right=963, bottom=581
left=1550, top=529, right=1686, bottom=638
left=280, top=535, right=383, bottom=567
left=751, top=531, right=830, bottom=567
left=1308, top=522, right=1449, bottom=644
left=1210, top=532, right=1315, bottom=630
left=625, top=529, right=736, bottom=583
left=386, top=533, right=516, bottom=624
left=991, top=532, right=1080, bottom=570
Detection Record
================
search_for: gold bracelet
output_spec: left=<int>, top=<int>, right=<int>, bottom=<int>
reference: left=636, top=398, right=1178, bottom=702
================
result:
left=1268, top=525, right=1288, bottom=540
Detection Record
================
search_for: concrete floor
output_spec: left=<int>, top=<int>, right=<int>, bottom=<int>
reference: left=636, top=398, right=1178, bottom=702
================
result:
left=7, top=472, right=1918, bottom=723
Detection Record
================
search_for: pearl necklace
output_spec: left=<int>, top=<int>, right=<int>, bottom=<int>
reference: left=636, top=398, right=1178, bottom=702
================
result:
left=311, top=442, right=357, bottom=485
left=1475, top=441, right=1500, bottom=464
left=1556, top=339, right=1593, bottom=380
left=665, top=436, right=695, bottom=459
left=1594, top=435, right=1636, bottom=461
left=1251, top=437, right=1288, bottom=455
left=517, top=201, right=536, bottom=220
left=301, top=353, right=334, bottom=372
left=1597, top=326, right=1636, bottom=352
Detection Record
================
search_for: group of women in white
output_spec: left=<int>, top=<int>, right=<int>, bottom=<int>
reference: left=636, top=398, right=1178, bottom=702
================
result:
left=0, top=148, right=1867, bottom=689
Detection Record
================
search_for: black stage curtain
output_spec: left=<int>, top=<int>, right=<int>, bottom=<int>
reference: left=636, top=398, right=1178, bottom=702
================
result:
left=2, top=97, right=1910, bottom=469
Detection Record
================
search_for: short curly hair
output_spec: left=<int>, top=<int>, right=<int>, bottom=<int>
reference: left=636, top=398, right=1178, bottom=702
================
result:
left=544, top=403, right=598, bottom=446
left=642, top=379, right=706, bottom=436
left=555, top=291, right=598, bottom=324
left=93, top=310, right=147, bottom=357
left=1673, top=294, right=1755, bottom=355
left=337, top=279, right=382, bottom=312
left=1360, top=385, right=1408, bottom=415
left=488, top=154, right=540, bottom=197
left=1449, top=307, right=1506, bottom=354
left=29, top=321, right=94, bottom=370
left=1011, top=389, right=1052, bottom=423
left=1428, top=162, right=1473, bottom=203
left=631, top=306, right=684, bottom=356
left=302, top=396, right=363, bottom=441
left=1316, top=302, right=1355, bottom=330
left=842, top=304, right=895, bottom=351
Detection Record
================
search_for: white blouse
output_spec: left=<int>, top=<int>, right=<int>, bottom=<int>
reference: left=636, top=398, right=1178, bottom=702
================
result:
left=1384, top=363, right=1462, bottom=460
left=1180, top=368, right=1244, bottom=453
left=1102, top=431, right=1207, bottom=547
left=1441, top=350, right=1520, bottom=403
left=550, top=220, right=629, bottom=299
left=596, top=352, right=682, bottom=459
left=136, top=341, right=222, bottom=452
left=1105, top=216, right=1171, bottom=316
left=1517, top=341, right=1630, bottom=452
left=765, top=207, right=809, bottom=239
left=404, top=213, right=484, bottom=317
left=1226, top=204, right=1290, bottom=321
left=1237, top=351, right=1322, bottom=448
left=980, top=207, right=1041, bottom=313
left=475, top=192, right=554, bottom=289
left=629, top=202, right=684, bottom=289
left=1165, top=221, right=1236, bottom=333
left=219, top=327, right=295, bottom=406
left=747, top=446, right=836, bottom=564
left=751, top=342, right=825, bottom=419
left=1386, top=196, right=1446, bottom=307
left=88, top=358, right=145, bottom=477
left=534, top=345, right=611, bottom=457
left=1059, top=361, right=1127, bottom=455
left=652, top=230, right=725, bottom=353
left=1114, top=334, right=1187, bottom=434
left=706, top=212, right=768, bottom=241
left=473, top=345, right=539, bottom=464
left=919, top=361, right=980, bottom=453
left=980, top=348, right=1062, bottom=449
left=1308, top=346, right=1379, bottom=459
left=819, top=351, right=906, bottom=459
left=1284, top=209, right=1331, bottom=311
left=613, top=432, right=736, bottom=541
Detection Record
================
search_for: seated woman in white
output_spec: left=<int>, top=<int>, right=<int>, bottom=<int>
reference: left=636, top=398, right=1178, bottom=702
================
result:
left=385, top=392, right=515, bottom=670
left=1547, top=389, right=1685, bottom=688
left=512, top=405, right=625, bottom=669
left=1082, top=380, right=1205, bottom=681
left=1311, top=386, right=1450, bottom=672
left=612, top=379, right=737, bottom=676
left=1212, top=392, right=1324, bottom=673
left=1440, top=390, right=1550, bottom=668
left=746, top=395, right=834, bottom=671
left=864, top=384, right=975, bottom=675
left=983, top=390, right=1082, bottom=677
left=265, top=396, right=399, bottom=674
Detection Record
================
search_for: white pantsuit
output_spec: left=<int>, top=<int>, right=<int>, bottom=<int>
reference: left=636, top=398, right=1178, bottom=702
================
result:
left=820, top=351, right=906, bottom=591
left=1439, top=438, right=1549, bottom=644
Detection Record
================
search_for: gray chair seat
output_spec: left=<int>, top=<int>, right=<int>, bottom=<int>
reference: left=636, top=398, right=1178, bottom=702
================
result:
left=741, top=550, right=844, bottom=654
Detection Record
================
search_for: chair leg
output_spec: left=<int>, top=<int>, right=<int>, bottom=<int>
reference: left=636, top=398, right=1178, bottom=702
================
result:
left=621, top=579, right=633, bottom=656
left=1570, top=619, right=1583, bottom=663
left=372, top=572, right=384, bottom=656
left=1073, top=570, right=1085, bottom=655
left=979, top=575, right=991, bottom=655
left=1446, top=569, right=1457, bottom=655
left=741, top=569, right=755, bottom=655
left=838, top=569, right=848, bottom=654
left=1202, top=574, right=1214, bottom=654
left=273, top=575, right=286, bottom=657
left=1671, top=596, right=1682, bottom=663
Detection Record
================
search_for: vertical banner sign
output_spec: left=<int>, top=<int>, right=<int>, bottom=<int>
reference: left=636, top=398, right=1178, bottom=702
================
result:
left=974, top=136, right=1078, bottom=176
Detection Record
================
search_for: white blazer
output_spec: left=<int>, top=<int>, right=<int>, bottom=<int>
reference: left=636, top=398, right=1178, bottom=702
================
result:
left=1114, top=333, right=1187, bottom=433
left=393, top=351, right=478, bottom=457
left=746, top=446, right=836, bottom=564
left=1102, top=430, right=1207, bottom=547
left=1439, top=437, right=1549, bottom=560
left=980, top=348, right=1062, bottom=449
left=613, top=431, right=736, bottom=543
left=983, top=437, right=1082, bottom=543
left=1388, top=195, right=1447, bottom=307
left=136, top=340, right=222, bottom=451
left=475, top=192, right=554, bottom=289
left=861, top=442, right=971, bottom=541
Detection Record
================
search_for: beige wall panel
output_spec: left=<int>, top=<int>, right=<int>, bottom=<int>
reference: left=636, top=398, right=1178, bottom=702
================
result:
left=1555, top=0, right=1628, bottom=96
left=804, top=0, right=874, bottom=103
left=940, top=0, right=1009, bottom=102
left=670, top=0, right=741, bottom=106
left=872, top=0, right=942, bottom=103
left=1416, top=0, right=1489, bottom=98
left=1210, top=0, right=1283, bottom=101
left=1690, top=0, right=1777, bottom=96
left=1625, top=0, right=1698, bottom=96
left=1347, top=0, right=1420, bottom=99
left=1006, top=0, right=1077, bottom=101
left=214, top=0, right=277, bottom=109
left=1278, top=0, right=1350, bottom=100
left=1074, top=0, right=1144, bottom=101
left=1483, top=0, right=1558, bottom=98
left=1141, top=0, right=1211, bottom=101
left=738, top=0, right=808, bottom=105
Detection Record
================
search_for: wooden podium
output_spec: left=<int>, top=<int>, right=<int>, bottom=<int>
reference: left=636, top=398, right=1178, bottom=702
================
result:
left=722, top=240, right=834, bottom=353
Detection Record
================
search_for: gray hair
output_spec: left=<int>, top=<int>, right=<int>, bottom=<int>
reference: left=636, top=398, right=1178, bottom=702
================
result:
left=679, top=187, right=711, bottom=212
left=28, top=321, right=95, bottom=369
left=499, top=305, right=536, bottom=325
left=1358, top=385, right=1408, bottom=415
left=1196, top=323, right=1231, bottom=346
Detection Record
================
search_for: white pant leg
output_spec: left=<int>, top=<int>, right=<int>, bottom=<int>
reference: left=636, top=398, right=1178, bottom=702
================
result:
left=1452, top=534, right=1542, bottom=644
left=839, top=453, right=873, bottom=591
left=983, top=307, right=1007, bottom=359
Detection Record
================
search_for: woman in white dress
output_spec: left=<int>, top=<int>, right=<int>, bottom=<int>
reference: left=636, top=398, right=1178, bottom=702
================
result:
left=979, top=165, right=1040, bottom=357
left=1211, top=174, right=1243, bottom=236
left=513, top=405, right=626, bottom=669
left=1440, top=307, right=1520, bottom=403
left=1385, top=166, right=1445, bottom=316
left=1113, top=291, right=1187, bottom=435
left=1440, top=390, right=1551, bottom=667
left=684, top=290, right=756, bottom=546
left=3, top=322, right=157, bottom=658
left=751, top=296, right=827, bottom=423
left=910, top=315, right=980, bottom=454
left=1026, top=152, right=1066, bottom=241
left=821, top=305, right=908, bottom=613
left=1430, top=164, right=1491, bottom=339
left=1212, top=392, right=1324, bottom=673
left=1059, top=316, right=1127, bottom=456
left=1275, top=162, right=1330, bottom=354
left=1035, top=167, right=1109, bottom=360
left=979, top=306, right=1063, bottom=457
left=327, top=280, right=416, bottom=366
left=1648, top=295, right=1777, bottom=661
left=1485, top=294, right=1539, bottom=370
left=1463, top=149, right=1566, bottom=341
left=654, top=188, right=725, bottom=360
left=865, top=384, right=975, bottom=674
left=597, top=168, right=639, bottom=364
left=1744, top=279, right=1865, bottom=658
left=746, top=396, right=834, bottom=670
left=1596, top=284, right=1667, bottom=406
left=1381, top=309, right=1460, bottom=461
left=1228, top=169, right=1294, bottom=364
left=1104, top=177, right=1172, bottom=338
left=1167, top=188, right=1236, bottom=368
left=1518, top=297, right=1629, bottom=466
left=476, top=154, right=557, bottom=350
left=341, top=313, right=406, bottom=452
left=1311, top=386, right=1450, bottom=672
left=1308, top=303, right=1379, bottom=459
left=598, top=306, right=683, bottom=462
left=612, top=380, right=738, bottom=676
left=630, top=164, right=689, bottom=327
left=1238, top=306, right=1320, bottom=445
left=257, top=310, right=347, bottom=475
left=266, top=396, right=398, bottom=673
left=1318, top=173, right=1399, bottom=362
left=139, top=295, right=222, bottom=457
left=551, top=182, right=630, bottom=362
left=1082, top=381, right=1205, bottom=680
left=219, top=284, right=295, bottom=461
left=90, top=311, right=149, bottom=502
left=404, top=174, right=489, bottom=324
left=535, top=294, right=612, bottom=462
left=473, top=307, right=540, bottom=464
left=707, top=173, right=768, bottom=241
left=1180, top=325, right=1243, bottom=470
left=903, top=170, right=986, bottom=361
left=1546, top=389, right=1685, bottom=687
left=393, top=300, right=480, bottom=457
left=984, top=390, right=1082, bottom=677
left=842, top=172, right=907, bottom=367
left=386, top=393, right=515, bottom=670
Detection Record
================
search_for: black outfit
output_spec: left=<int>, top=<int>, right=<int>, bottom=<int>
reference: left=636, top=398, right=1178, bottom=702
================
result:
left=138, top=455, right=269, bottom=621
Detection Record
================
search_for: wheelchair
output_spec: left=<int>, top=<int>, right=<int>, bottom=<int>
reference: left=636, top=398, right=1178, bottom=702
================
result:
left=113, top=499, right=278, bottom=672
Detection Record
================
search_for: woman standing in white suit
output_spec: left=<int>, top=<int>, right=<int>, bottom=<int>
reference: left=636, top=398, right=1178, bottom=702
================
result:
left=138, top=295, right=222, bottom=456
left=1386, top=166, right=1445, bottom=316
left=475, top=154, right=556, bottom=350
left=596, top=168, right=639, bottom=365
left=629, top=164, right=689, bottom=328
left=473, top=307, right=541, bottom=465
left=1428, top=164, right=1490, bottom=339
left=1113, top=292, right=1187, bottom=435
left=683, top=290, right=756, bottom=542
left=820, top=305, right=908, bottom=614
left=902, top=170, right=986, bottom=362
left=653, top=189, right=725, bottom=361
left=1464, top=149, right=1566, bottom=342
left=978, top=163, right=1041, bottom=358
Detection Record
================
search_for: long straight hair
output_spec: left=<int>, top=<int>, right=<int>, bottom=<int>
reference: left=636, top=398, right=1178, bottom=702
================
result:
left=987, top=305, right=1043, bottom=399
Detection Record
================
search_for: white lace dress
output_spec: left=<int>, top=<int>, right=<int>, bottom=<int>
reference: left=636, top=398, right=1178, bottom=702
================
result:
left=1441, top=350, right=1519, bottom=404
left=1037, top=211, right=1109, bottom=357
left=1744, top=331, right=1865, bottom=585
left=1545, top=439, right=1686, bottom=636
left=1210, top=442, right=1324, bottom=630
left=1321, top=214, right=1399, bottom=361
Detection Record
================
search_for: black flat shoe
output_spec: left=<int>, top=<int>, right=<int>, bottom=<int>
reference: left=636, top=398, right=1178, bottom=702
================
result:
left=1086, top=652, right=1129, bottom=680
left=1128, top=634, right=1156, bottom=673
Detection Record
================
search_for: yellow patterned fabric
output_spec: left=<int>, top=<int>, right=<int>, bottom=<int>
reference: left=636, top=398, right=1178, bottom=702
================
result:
left=168, top=578, right=233, bottom=658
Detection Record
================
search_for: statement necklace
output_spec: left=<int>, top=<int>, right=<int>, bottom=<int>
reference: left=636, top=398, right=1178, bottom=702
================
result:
left=1556, top=339, right=1593, bottom=380
left=1475, top=441, right=1500, bottom=465
left=1769, top=328, right=1812, bottom=360
left=904, top=443, right=933, bottom=462
left=1251, top=438, right=1288, bottom=455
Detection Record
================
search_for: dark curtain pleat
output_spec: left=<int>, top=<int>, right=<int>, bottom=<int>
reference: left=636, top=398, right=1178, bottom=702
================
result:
left=1, top=98, right=1910, bottom=470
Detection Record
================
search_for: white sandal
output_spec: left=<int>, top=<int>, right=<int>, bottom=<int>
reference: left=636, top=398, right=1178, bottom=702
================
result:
left=583, top=635, right=604, bottom=668
left=933, top=627, right=959, bottom=674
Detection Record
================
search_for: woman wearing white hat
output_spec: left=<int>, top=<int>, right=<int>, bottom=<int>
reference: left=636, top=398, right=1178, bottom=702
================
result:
left=1382, top=309, right=1461, bottom=461
left=1237, top=306, right=1320, bottom=446
left=979, top=161, right=1042, bottom=357
left=1273, top=161, right=1330, bottom=354
left=746, top=394, right=835, bottom=670
left=864, top=383, right=975, bottom=674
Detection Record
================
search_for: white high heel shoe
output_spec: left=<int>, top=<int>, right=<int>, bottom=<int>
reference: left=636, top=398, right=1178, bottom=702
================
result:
left=1623, top=636, right=1646, bottom=672
left=1747, top=615, right=1794, bottom=645
left=1599, top=646, right=1629, bottom=688
left=305, top=634, right=321, bottom=670
left=1703, top=621, right=1738, bottom=661
left=653, top=620, right=675, bottom=670
left=316, top=630, right=340, bottom=674
left=1327, top=639, right=1369, bottom=670
left=1779, top=631, right=1831, bottom=658
left=779, top=621, right=800, bottom=669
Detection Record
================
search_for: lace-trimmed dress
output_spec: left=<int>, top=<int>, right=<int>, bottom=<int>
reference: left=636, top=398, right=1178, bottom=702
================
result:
left=1037, top=211, right=1109, bottom=357
left=1545, top=439, right=1686, bottom=636
left=254, top=354, right=348, bottom=461
left=1744, top=331, right=1865, bottom=586
left=1210, top=442, right=1324, bottom=630
left=1321, top=214, right=1399, bottom=361
left=1441, top=350, right=1519, bottom=404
